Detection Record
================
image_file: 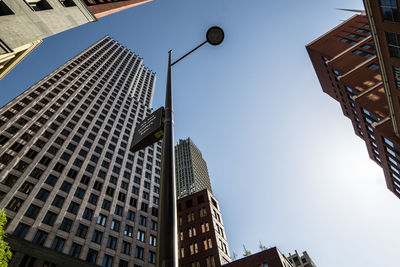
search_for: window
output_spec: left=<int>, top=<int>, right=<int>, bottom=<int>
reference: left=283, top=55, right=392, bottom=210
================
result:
left=141, top=202, right=148, bottom=212
left=380, top=0, right=399, bottom=22
left=121, top=241, right=131, bottom=254
left=36, top=188, right=50, bottom=201
left=340, top=38, right=356, bottom=45
left=137, top=230, right=145, bottom=242
left=93, top=180, right=103, bottom=191
left=187, top=212, right=194, bottom=222
left=14, top=223, right=30, bottom=238
left=25, top=204, right=41, bottom=219
left=69, top=243, right=82, bottom=258
left=347, top=33, right=365, bottom=40
left=189, top=242, right=198, bottom=255
left=124, top=225, right=133, bottom=237
left=97, top=214, right=107, bottom=226
left=92, top=230, right=103, bottom=244
left=201, top=222, right=210, bottom=233
left=42, top=211, right=57, bottom=226
left=151, top=220, right=158, bottom=231
left=52, top=195, right=65, bottom=208
left=139, top=215, right=147, bottom=226
left=74, top=187, right=85, bottom=199
left=393, top=66, right=400, bottom=88
left=132, top=186, right=139, bottom=195
left=83, top=207, right=93, bottom=220
left=387, top=32, right=400, bottom=58
left=148, top=251, right=156, bottom=264
left=352, top=49, right=373, bottom=59
left=86, top=249, right=98, bottom=264
left=111, top=219, right=120, bottom=231
left=60, top=181, right=72, bottom=193
left=206, top=256, right=216, bottom=267
left=76, top=223, right=88, bottom=238
left=203, top=238, right=213, bottom=250
left=0, top=1, right=14, bottom=16
left=135, top=246, right=144, bottom=260
left=59, top=217, right=73, bottom=232
left=102, top=254, right=113, bottom=267
left=45, top=174, right=58, bottom=186
left=32, top=230, right=48, bottom=245
left=149, top=235, right=157, bottom=246
left=368, top=64, right=379, bottom=71
left=51, top=237, right=65, bottom=252
left=88, top=193, right=98, bottom=205
left=68, top=201, right=80, bottom=214
left=102, top=199, right=111, bottom=211
left=107, top=235, right=117, bottom=250
left=188, top=226, right=197, bottom=237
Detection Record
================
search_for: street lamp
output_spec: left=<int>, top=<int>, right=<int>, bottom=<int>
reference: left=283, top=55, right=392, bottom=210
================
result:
left=157, top=26, right=224, bottom=267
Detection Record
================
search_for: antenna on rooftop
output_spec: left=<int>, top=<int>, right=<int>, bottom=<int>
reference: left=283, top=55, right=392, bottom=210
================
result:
left=336, top=8, right=366, bottom=15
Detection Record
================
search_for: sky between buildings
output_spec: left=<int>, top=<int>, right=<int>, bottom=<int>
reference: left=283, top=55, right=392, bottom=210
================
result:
left=1, top=0, right=400, bottom=266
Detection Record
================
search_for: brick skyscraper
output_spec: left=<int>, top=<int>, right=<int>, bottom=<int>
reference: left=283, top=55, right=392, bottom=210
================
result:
left=306, top=11, right=400, bottom=200
left=175, top=138, right=213, bottom=199
left=0, top=36, right=161, bottom=266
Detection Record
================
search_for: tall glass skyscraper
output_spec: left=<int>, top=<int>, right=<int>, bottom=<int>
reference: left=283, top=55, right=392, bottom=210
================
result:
left=0, top=36, right=162, bottom=266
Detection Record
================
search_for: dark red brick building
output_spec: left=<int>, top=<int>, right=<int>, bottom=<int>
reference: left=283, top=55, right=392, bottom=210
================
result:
left=224, top=247, right=293, bottom=267
left=177, top=189, right=230, bottom=267
left=83, top=0, right=152, bottom=18
left=307, top=9, right=400, bottom=199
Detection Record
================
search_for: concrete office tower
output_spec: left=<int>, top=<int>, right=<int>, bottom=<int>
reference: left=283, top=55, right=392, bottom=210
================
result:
left=287, top=251, right=316, bottom=267
left=177, top=189, right=231, bottom=267
left=0, top=36, right=161, bottom=266
left=0, top=0, right=151, bottom=80
left=175, top=138, right=213, bottom=199
left=0, top=0, right=96, bottom=80
left=83, top=0, right=152, bottom=18
left=307, top=12, right=400, bottom=200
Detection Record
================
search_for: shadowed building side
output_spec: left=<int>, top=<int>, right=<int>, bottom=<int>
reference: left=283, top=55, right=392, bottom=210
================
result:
left=306, top=12, right=400, bottom=200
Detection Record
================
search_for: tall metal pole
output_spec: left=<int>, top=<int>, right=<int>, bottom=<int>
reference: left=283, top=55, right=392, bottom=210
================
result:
left=157, top=50, right=178, bottom=267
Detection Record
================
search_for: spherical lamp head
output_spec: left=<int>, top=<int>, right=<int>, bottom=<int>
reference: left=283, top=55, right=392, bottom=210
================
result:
left=206, top=26, right=224, bottom=46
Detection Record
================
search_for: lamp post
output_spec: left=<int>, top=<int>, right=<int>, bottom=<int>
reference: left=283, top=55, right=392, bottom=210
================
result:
left=157, top=26, right=224, bottom=267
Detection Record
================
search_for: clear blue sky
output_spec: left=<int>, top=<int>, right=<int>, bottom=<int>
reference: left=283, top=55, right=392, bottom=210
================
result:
left=1, top=0, right=400, bottom=266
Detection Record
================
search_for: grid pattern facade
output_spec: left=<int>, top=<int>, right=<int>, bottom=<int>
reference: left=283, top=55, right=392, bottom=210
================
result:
left=0, top=36, right=161, bottom=266
left=175, top=138, right=212, bottom=199
left=177, top=189, right=230, bottom=267
left=306, top=14, right=400, bottom=200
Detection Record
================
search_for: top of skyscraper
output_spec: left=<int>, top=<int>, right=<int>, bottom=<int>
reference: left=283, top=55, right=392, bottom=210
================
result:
left=175, top=138, right=213, bottom=199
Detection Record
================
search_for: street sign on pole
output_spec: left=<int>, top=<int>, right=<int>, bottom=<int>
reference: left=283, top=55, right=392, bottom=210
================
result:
left=130, top=107, right=164, bottom=153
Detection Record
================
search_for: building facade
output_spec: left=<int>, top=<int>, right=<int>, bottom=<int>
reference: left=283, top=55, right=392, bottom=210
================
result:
left=306, top=12, right=400, bottom=199
left=0, top=0, right=96, bottom=80
left=224, top=247, right=293, bottom=267
left=177, top=189, right=231, bottom=267
left=0, top=0, right=151, bottom=80
left=83, top=0, right=152, bottom=19
left=0, top=36, right=161, bottom=266
left=175, top=138, right=213, bottom=199
left=287, top=251, right=316, bottom=267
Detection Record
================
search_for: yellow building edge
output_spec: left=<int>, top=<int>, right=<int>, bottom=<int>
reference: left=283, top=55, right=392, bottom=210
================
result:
left=0, top=40, right=42, bottom=80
